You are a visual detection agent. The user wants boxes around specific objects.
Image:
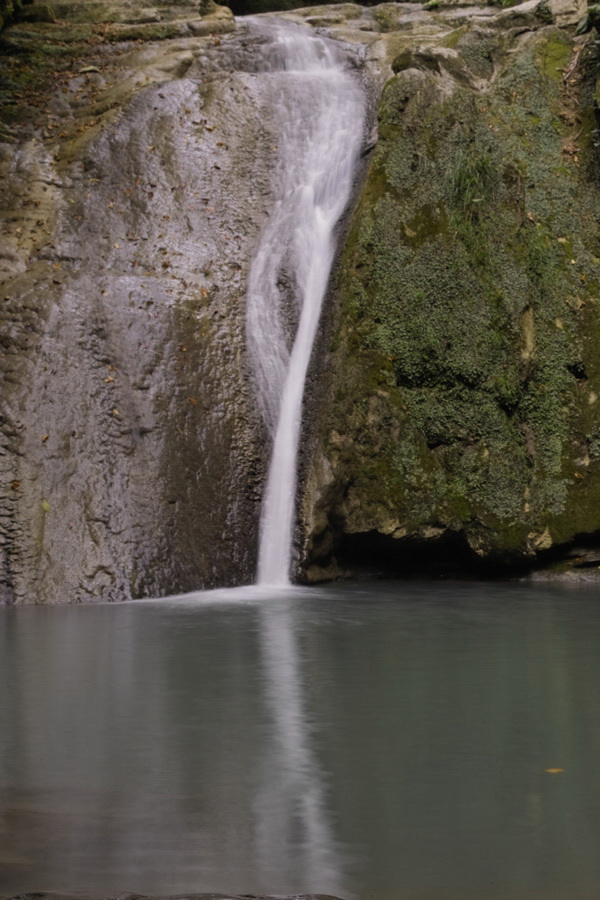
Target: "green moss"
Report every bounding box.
[52,2,115,24]
[321,29,600,560]
[450,151,499,221]
[371,5,398,32]
[538,32,572,81]
[103,21,183,41]
[441,27,467,50]
[6,21,97,41]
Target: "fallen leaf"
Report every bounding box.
[41,434,49,442]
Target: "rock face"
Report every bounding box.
[0,4,285,603]
[3,0,600,601]
[301,0,600,580]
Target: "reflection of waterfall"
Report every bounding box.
[245,19,365,586]
[255,600,345,896]
[0,597,345,896]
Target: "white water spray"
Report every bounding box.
[246,19,365,586]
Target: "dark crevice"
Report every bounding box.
[309,527,600,582]
[566,360,588,381]
[334,529,517,580]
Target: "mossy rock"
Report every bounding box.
[16,2,56,22]
[309,25,600,571]
[392,48,414,72]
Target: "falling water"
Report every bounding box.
[246,19,365,586]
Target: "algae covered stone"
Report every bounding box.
[304,18,600,576]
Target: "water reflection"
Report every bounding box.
[2,583,600,899]
[0,591,344,895]
[255,600,345,895]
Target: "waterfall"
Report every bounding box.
[245,19,365,587]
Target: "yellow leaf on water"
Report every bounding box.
[545,768,564,774]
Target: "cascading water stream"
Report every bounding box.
[245,19,365,587]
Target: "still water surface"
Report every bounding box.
[2,581,600,899]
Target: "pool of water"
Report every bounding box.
[2,581,600,899]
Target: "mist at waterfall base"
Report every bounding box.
[3,582,600,899]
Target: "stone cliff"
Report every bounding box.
[0,0,268,602]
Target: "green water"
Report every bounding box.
[1,581,600,898]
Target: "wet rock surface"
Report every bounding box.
[0,6,289,602]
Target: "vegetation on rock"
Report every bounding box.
[304,9,600,578]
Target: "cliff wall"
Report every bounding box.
[0,1,269,602]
